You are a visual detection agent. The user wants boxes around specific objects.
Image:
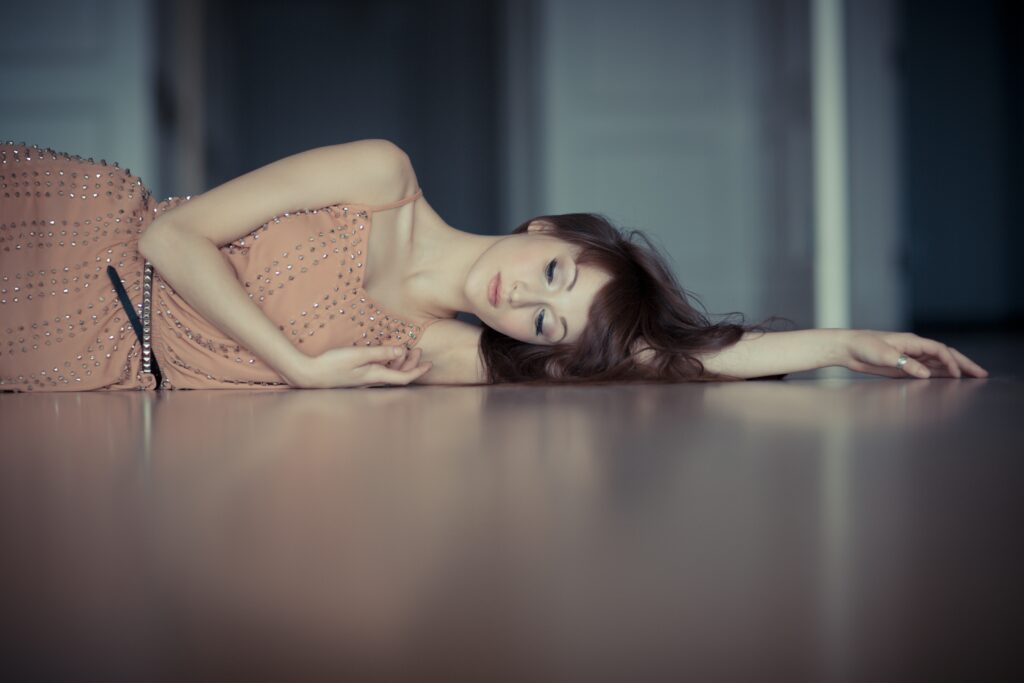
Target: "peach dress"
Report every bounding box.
[1,142,443,391]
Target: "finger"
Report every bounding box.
[398,347,422,372]
[385,350,413,370]
[364,362,431,387]
[847,358,917,379]
[905,336,957,377]
[382,348,418,371]
[919,356,952,375]
[361,362,433,386]
[948,347,990,377]
[891,349,931,378]
[925,338,961,377]
[359,345,408,365]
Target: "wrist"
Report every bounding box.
[279,348,313,387]
[829,328,855,369]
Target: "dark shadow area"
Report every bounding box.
[900,0,1023,335]
[183,0,502,236]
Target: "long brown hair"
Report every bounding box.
[477,213,795,385]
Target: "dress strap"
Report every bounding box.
[418,316,445,332]
[405,315,447,349]
[367,188,423,212]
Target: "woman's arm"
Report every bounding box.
[137,139,417,385]
[696,328,848,380]
[139,227,310,384]
[696,328,988,380]
[141,139,416,247]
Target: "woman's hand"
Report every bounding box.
[840,330,989,379]
[289,345,432,389]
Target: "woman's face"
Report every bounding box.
[466,221,613,345]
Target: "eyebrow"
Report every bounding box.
[557,260,579,342]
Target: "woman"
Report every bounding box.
[0,139,987,391]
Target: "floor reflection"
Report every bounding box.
[0,365,1018,681]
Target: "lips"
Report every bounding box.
[489,273,501,307]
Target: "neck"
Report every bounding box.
[407,217,501,320]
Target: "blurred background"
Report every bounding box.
[1,0,1020,348]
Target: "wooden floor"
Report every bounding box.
[1,333,1021,682]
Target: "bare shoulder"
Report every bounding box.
[413,318,487,385]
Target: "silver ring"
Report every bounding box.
[896,353,909,371]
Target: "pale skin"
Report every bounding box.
[138,139,989,388]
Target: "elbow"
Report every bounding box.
[137,221,176,263]
[371,138,409,163]
[368,139,414,183]
[137,232,157,262]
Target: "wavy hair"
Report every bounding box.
[477,213,795,385]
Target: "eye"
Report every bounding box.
[535,259,557,337]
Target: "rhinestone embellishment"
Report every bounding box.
[141,260,155,381]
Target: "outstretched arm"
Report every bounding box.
[696,328,847,380]
[695,328,989,380]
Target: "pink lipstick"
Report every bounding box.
[489,273,501,307]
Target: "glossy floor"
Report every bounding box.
[1,334,1021,682]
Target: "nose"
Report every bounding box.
[509,282,548,307]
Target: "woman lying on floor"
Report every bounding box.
[0,140,988,391]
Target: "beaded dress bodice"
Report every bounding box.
[149,191,440,390]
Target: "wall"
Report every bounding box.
[505,0,906,333]
[0,0,159,197]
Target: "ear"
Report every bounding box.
[629,338,657,366]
